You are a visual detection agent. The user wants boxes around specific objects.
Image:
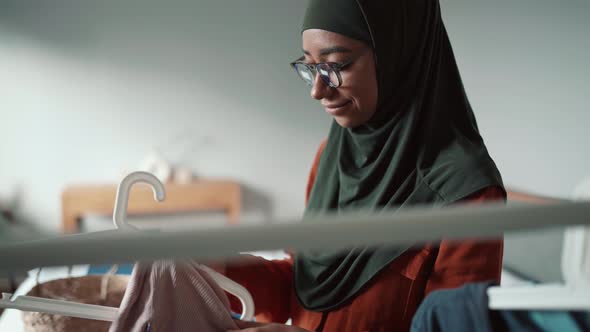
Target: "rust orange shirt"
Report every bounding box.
[225,141,504,332]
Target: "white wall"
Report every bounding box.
[442,0,590,282]
[0,0,588,279]
[0,0,329,233]
[443,0,590,197]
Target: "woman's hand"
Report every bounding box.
[228,320,312,332]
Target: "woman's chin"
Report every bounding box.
[334,116,359,129]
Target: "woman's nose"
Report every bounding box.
[310,73,330,100]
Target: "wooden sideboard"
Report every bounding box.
[61,180,241,234]
[506,189,567,204]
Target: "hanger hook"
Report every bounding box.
[113,171,166,230]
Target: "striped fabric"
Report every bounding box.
[109,260,238,332]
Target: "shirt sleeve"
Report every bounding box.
[224,254,293,323]
[424,186,506,296]
[222,140,328,324]
[305,139,328,203]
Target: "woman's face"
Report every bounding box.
[302,29,378,128]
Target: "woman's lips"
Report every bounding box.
[323,101,352,116]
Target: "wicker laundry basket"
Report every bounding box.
[22,273,129,332]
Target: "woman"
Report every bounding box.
[226,0,505,331]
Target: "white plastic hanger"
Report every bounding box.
[0,171,254,321]
[487,284,590,310]
[488,185,590,311]
[488,241,590,310]
[112,171,166,231]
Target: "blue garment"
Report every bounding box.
[88,264,134,275]
[500,311,590,332]
[411,282,590,332]
[410,282,497,332]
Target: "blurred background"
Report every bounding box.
[0,0,589,282]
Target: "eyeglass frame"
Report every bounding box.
[289,57,356,88]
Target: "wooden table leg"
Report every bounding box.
[62,213,80,234]
[228,207,240,225]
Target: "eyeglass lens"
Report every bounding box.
[294,63,340,87]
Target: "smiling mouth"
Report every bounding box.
[324,101,352,115]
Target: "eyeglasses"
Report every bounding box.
[290,58,355,88]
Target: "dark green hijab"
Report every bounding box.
[294,0,505,312]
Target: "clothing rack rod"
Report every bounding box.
[1,201,589,273]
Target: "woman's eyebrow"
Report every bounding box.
[302,46,354,57]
